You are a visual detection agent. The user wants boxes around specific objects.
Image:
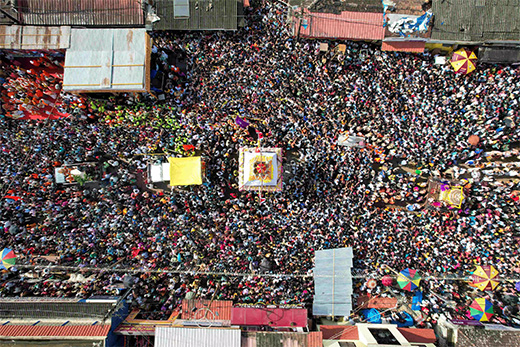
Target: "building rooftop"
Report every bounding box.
[320,325,359,340]
[16,0,144,27]
[0,324,111,339]
[181,299,233,322]
[398,327,437,344]
[153,0,238,30]
[242,331,323,347]
[63,28,151,93]
[457,327,520,347]
[309,0,383,14]
[390,0,428,16]
[0,298,117,320]
[431,0,520,42]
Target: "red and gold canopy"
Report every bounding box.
[451,49,477,74]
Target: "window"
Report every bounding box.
[367,328,401,345]
[173,0,190,18]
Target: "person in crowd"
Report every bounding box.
[0,0,519,326]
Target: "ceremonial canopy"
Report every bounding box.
[238,147,283,192]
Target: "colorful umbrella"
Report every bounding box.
[471,265,499,291]
[451,49,477,74]
[382,275,393,286]
[469,298,494,322]
[366,279,377,290]
[397,268,421,291]
[0,248,16,270]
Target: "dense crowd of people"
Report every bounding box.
[1,0,520,327]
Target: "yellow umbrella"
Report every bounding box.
[451,49,477,74]
[471,265,499,291]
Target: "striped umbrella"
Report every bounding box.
[451,49,477,74]
[471,265,499,291]
[397,268,421,291]
[470,298,494,322]
[0,248,16,270]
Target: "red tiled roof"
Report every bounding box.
[0,325,111,338]
[320,325,359,340]
[398,328,437,344]
[181,300,233,321]
[297,9,384,41]
[357,295,398,309]
[231,307,308,328]
[382,41,425,53]
[307,331,323,347]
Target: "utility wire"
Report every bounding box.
[15,264,520,282]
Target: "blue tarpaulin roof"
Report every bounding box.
[363,308,382,324]
[313,247,353,317]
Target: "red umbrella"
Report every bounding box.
[382,275,393,286]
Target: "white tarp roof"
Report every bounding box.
[313,247,353,317]
[155,327,241,347]
[63,28,148,92]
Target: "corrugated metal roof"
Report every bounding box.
[313,247,353,317]
[320,325,359,340]
[0,25,70,50]
[242,331,322,347]
[398,328,436,344]
[181,300,233,321]
[431,0,520,42]
[297,9,384,41]
[309,0,382,14]
[381,41,425,53]
[0,325,110,338]
[155,327,241,347]
[479,46,520,64]
[256,332,308,347]
[0,301,115,320]
[17,0,144,27]
[231,307,307,327]
[154,0,238,30]
[63,28,149,92]
[307,331,323,347]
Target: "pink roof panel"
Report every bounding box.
[298,9,385,41]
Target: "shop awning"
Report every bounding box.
[382,41,425,53]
